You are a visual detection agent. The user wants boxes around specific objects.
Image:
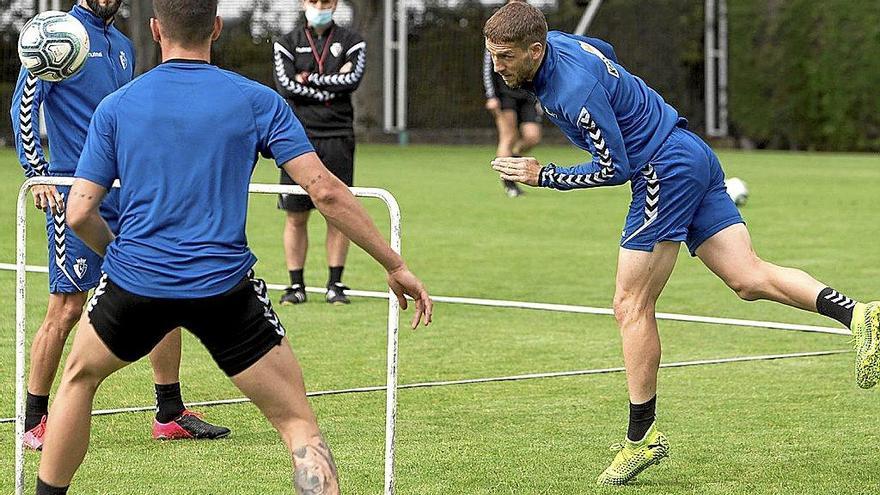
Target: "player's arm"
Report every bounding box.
[9,67,65,212]
[68,97,118,256]
[272,40,336,102]
[483,49,501,113]
[66,179,113,256]
[282,153,432,328]
[537,88,630,190]
[256,90,431,327]
[306,40,366,93]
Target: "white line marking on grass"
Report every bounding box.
[0,263,849,336]
[0,349,848,424]
[280,285,851,336]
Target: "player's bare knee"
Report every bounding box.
[44,298,84,336]
[520,131,540,149]
[726,274,766,301]
[725,260,770,301]
[286,213,309,229]
[60,355,104,390]
[613,293,654,326]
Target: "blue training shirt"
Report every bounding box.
[530,31,680,190]
[9,5,134,177]
[76,60,315,298]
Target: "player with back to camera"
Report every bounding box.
[9,0,228,452]
[33,1,431,493]
[272,0,367,306]
[483,0,543,198]
[484,2,880,486]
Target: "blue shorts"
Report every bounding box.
[620,126,744,256]
[46,185,120,294]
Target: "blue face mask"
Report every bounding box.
[305,6,334,28]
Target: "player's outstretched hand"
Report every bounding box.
[387,266,433,329]
[491,157,541,186]
[32,185,64,214]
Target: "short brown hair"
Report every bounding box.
[483,2,547,48]
[153,0,219,47]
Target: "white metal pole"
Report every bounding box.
[38,0,48,12]
[383,0,394,132]
[574,0,604,36]
[14,179,32,495]
[395,0,407,138]
[717,0,729,137]
[705,0,718,137]
[51,0,61,11]
[382,194,401,495]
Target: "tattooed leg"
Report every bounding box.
[229,340,337,492]
[292,436,340,495]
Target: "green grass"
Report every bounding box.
[0,144,878,494]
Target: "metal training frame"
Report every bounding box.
[13,177,403,495]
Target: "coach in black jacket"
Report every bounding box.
[272,0,366,306]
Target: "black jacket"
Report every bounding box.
[272,21,366,138]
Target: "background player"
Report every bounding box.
[485,2,879,486]
[272,0,367,305]
[34,1,431,493]
[482,0,542,198]
[9,0,227,451]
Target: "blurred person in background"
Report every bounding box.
[483,0,542,198]
[272,0,367,305]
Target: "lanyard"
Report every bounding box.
[304,26,335,75]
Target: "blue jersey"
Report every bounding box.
[9,5,134,178]
[531,31,680,190]
[76,61,315,298]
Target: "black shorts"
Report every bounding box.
[499,92,542,124]
[88,271,286,377]
[279,135,355,212]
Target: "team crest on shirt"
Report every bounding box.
[330,42,343,58]
[73,258,88,279]
[119,51,128,70]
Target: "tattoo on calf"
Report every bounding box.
[292,436,339,495]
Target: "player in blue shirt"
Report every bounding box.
[9,0,227,451]
[34,1,432,494]
[484,2,879,486]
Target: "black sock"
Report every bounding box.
[816,287,859,328]
[627,396,656,442]
[155,383,185,423]
[289,269,304,288]
[25,392,49,431]
[328,266,344,286]
[36,477,68,495]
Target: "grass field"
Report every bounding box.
[0,144,878,494]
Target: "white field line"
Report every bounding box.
[0,263,848,336]
[0,349,848,424]
[276,284,850,336]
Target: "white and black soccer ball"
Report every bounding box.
[725,177,749,207]
[17,11,90,82]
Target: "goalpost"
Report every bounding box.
[13,177,404,495]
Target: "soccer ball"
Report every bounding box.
[17,11,90,82]
[724,177,749,207]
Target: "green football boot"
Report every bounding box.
[851,301,880,389]
[596,423,669,486]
